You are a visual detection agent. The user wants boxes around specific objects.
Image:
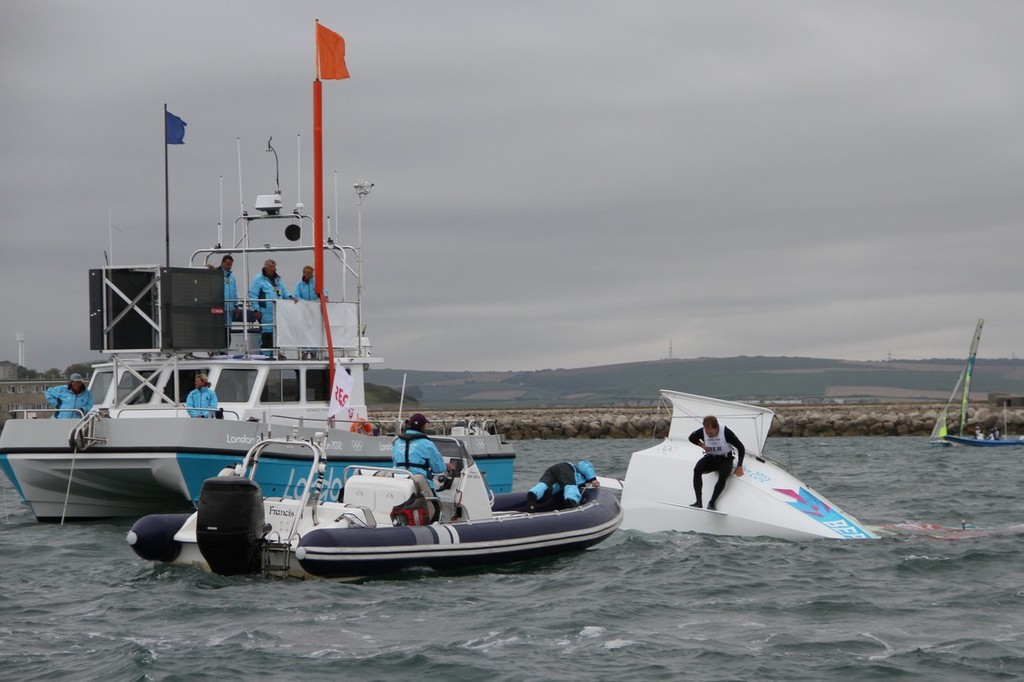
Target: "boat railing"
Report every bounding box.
[69,410,107,451]
[190,219,368,358]
[240,431,329,534]
[106,404,242,421]
[10,407,86,420]
[220,297,365,359]
[262,413,380,433]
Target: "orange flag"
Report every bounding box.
[316,22,350,80]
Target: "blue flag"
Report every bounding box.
[165,110,187,144]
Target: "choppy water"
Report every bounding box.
[2,437,1023,681]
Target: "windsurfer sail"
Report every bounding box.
[929,319,984,445]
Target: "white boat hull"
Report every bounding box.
[0,416,513,521]
[619,391,876,541]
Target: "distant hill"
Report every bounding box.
[365,356,1024,408]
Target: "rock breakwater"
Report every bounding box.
[370,403,1024,440]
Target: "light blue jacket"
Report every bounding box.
[391,431,447,491]
[222,267,238,308]
[185,386,218,418]
[294,277,327,301]
[528,460,597,506]
[221,267,238,323]
[44,384,94,419]
[248,271,293,331]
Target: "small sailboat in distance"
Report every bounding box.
[929,319,983,447]
[932,319,1024,447]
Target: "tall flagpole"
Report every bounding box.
[314,22,336,385]
[164,103,170,267]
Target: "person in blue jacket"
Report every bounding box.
[218,254,258,324]
[45,373,93,419]
[526,460,600,511]
[391,413,450,492]
[248,259,297,352]
[294,265,327,359]
[185,373,218,418]
[294,265,328,302]
[220,254,239,323]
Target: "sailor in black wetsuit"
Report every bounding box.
[689,415,745,511]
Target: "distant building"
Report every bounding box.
[989,392,1024,407]
[0,361,67,426]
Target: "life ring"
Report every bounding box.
[349,418,374,435]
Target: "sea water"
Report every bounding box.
[1,437,1022,681]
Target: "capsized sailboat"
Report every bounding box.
[931,319,1024,447]
[607,391,876,541]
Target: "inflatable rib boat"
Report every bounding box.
[127,433,621,579]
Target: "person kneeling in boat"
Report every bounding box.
[185,374,218,418]
[689,415,745,511]
[526,460,599,512]
[392,413,452,492]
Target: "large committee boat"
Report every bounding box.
[0,188,514,522]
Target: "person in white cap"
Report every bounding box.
[44,373,94,419]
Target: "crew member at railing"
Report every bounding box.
[219,254,260,327]
[45,373,93,419]
[249,258,298,354]
[185,373,219,418]
[294,264,328,302]
[294,265,327,359]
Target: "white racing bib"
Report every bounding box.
[704,428,732,457]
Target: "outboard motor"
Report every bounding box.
[196,476,266,575]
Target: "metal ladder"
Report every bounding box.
[261,539,294,576]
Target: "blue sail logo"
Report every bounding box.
[774,487,873,539]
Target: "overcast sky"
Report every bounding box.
[4,1,1024,373]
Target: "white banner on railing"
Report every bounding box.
[276,300,358,349]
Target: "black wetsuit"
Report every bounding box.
[689,426,745,509]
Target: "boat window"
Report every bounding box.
[261,368,300,403]
[162,369,210,403]
[217,368,259,402]
[305,368,330,401]
[117,371,156,404]
[90,371,113,405]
